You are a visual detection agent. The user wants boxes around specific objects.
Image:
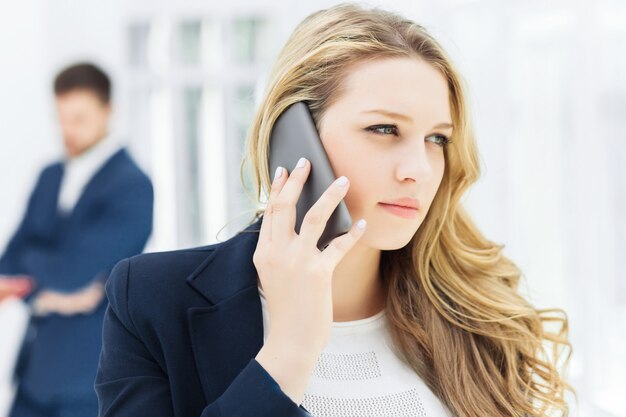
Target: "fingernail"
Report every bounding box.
[274,166,283,181]
[296,157,307,168]
[356,219,366,229]
[335,176,348,186]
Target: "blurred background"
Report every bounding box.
[0,0,624,416]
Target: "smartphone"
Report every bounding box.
[268,101,352,251]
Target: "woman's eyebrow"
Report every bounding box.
[361,109,453,130]
[361,109,411,121]
[433,122,454,130]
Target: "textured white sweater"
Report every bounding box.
[258,286,454,417]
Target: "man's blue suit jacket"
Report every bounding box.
[96,215,313,416]
[0,148,153,403]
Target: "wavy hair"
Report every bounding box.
[238,3,575,416]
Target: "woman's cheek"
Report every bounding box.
[343,181,368,217]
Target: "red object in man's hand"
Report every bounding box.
[0,275,35,301]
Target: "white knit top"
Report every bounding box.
[258,285,454,417]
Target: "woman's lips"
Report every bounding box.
[378,202,418,219]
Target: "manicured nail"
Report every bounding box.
[356,219,367,229]
[296,157,307,168]
[335,176,348,186]
[274,166,283,181]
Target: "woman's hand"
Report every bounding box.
[253,156,366,390]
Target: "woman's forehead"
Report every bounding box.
[331,57,452,126]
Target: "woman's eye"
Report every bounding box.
[365,125,451,148]
[428,134,451,148]
[365,124,399,136]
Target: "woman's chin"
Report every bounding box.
[360,225,418,251]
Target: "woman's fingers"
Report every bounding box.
[298,175,350,249]
[271,157,310,244]
[263,156,363,256]
[320,218,367,266]
[258,165,287,245]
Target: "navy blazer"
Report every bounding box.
[96,215,312,416]
[0,148,153,403]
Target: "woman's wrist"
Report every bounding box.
[255,337,320,405]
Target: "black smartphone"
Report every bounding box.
[268,101,352,251]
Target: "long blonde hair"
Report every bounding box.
[239,3,574,416]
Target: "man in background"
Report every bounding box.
[0,62,154,417]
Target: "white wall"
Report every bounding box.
[0,3,49,416]
[0,0,55,249]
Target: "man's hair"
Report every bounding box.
[53,62,111,104]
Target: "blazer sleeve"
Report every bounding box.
[0,166,48,275]
[95,258,312,417]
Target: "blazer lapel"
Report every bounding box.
[186,217,265,403]
[71,148,124,216]
[43,164,65,236]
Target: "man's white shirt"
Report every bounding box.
[57,134,121,214]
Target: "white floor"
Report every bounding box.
[0,299,29,417]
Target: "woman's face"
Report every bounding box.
[318,56,452,250]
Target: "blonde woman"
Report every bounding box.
[95,3,574,416]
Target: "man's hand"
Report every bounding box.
[32,281,105,317]
[0,275,34,302]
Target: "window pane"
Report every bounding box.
[232,17,267,65]
[234,84,255,148]
[128,22,151,68]
[234,84,257,214]
[183,87,203,244]
[178,20,202,66]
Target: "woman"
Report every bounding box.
[95,3,574,416]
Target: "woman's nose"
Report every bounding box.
[395,139,436,182]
